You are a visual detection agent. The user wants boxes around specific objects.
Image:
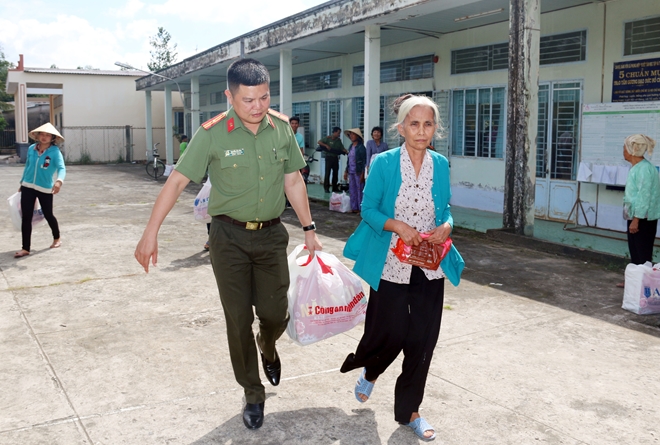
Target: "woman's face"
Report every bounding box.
[372,129,382,140]
[623,145,632,163]
[397,105,436,152]
[348,132,358,142]
[37,132,53,145]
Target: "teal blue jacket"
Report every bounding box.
[20,144,66,193]
[343,147,464,290]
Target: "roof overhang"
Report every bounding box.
[135,0,606,92]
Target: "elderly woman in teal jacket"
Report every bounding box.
[340,94,464,442]
[14,123,66,258]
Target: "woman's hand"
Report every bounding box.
[343,171,348,181]
[52,182,62,194]
[394,220,423,246]
[425,222,452,244]
[359,172,365,184]
[629,217,640,234]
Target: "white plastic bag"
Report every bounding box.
[163,164,174,177]
[7,192,45,231]
[286,244,367,346]
[329,191,351,213]
[193,179,212,223]
[622,261,660,315]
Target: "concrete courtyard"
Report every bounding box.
[1,163,659,444]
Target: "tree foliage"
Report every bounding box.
[0,46,15,112]
[148,27,178,72]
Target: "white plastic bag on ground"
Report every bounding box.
[164,164,174,176]
[622,262,660,315]
[286,244,367,346]
[7,192,45,231]
[193,179,212,223]
[329,191,351,213]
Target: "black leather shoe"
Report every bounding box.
[242,402,264,429]
[259,347,281,386]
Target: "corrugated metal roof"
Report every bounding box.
[23,68,144,77]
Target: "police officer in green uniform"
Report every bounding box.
[135,58,322,430]
[318,127,347,193]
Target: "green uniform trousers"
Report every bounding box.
[209,217,290,404]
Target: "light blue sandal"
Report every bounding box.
[405,417,436,442]
[354,368,374,403]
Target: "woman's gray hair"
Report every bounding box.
[388,94,444,140]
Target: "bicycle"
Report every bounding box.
[146,143,166,179]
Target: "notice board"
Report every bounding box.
[581,101,660,166]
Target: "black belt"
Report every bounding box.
[214,215,281,230]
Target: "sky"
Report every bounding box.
[0,0,330,71]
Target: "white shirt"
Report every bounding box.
[381,144,445,284]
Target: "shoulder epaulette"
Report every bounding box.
[268,108,290,123]
[202,111,228,130]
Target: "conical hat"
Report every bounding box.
[344,128,364,140]
[28,123,64,146]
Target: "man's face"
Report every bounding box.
[332,129,341,139]
[225,83,270,127]
[290,120,300,133]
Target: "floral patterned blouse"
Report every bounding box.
[381,144,445,284]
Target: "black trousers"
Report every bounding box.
[324,156,340,192]
[341,267,445,423]
[627,218,658,264]
[208,218,290,404]
[20,186,60,252]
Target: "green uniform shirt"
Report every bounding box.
[175,108,306,222]
[321,136,345,158]
[179,141,188,156]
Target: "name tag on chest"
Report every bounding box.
[225,149,245,157]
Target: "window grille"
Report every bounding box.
[352,97,365,131]
[536,82,581,180]
[432,90,451,158]
[292,102,311,149]
[451,43,508,75]
[353,55,434,86]
[270,80,280,97]
[540,31,587,65]
[293,70,341,93]
[452,31,586,74]
[625,16,660,56]
[451,87,505,158]
[210,92,226,105]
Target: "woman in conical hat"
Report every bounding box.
[14,123,67,258]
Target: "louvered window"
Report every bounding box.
[625,16,660,56]
[293,70,341,93]
[451,43,508,75]
[540,31,587,65]
[451,87,505,158]
[210,92,226,105]
[353,55,434,86]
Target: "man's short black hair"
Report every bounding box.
[371,126,383,136]
[181,135,188,140]
[289,116,300,124]
[227,58,270,94]
[332,127,341,133]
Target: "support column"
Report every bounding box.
[364,25,381,162]
[191,76,200,134]
[279,49,293,117]
[145,91,153,161]
[14,81,29,162]
[503,0,540,236]
[164,85,174,164]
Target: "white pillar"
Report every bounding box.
[364,25,381,149]
[145,91,153,161]
[164,85,174,165]
[15,81,28,144]
[279,49,293,117]
[191,75,200,133]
